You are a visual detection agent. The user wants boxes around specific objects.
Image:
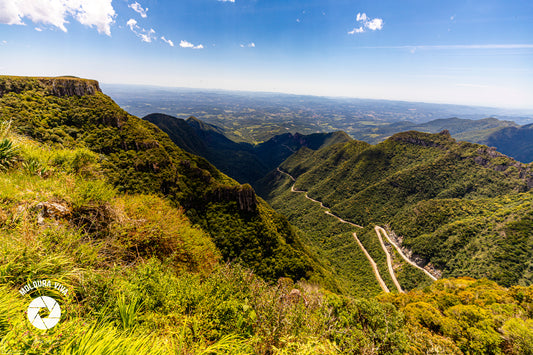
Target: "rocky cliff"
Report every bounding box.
[0,76,101,97]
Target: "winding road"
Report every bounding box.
[375,226,403,293]
[277,168,390,293]
[277,167,439,293]
[375,226,438,281]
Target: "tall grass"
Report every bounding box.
[117,294,142,330]
[61,324,169,355]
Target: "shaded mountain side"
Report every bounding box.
[144,112,351,185]
[144,113,267,184]
[484,123,533,163]
[254,131,352,171]
[0,75,319,282]
[262,130,533,286]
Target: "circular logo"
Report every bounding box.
[27,296,61,330]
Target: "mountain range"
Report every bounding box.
[146,109,533,291]
[1,76,533,354]
[144,112,351,185]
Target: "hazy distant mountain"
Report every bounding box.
[103,84,533,144]
[351,116,520,144]
[145,113,351,185]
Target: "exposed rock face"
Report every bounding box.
[210,184,258,212]
[0,76,101,98]
[389,130,452,148]
[40,77,101,97]
[387,228,443,279]
[473,146,533,191]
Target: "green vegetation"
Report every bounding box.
[484,123,533,163]
[1,76,532,353]
[263,130,533,288]
[0,75,314,283]
[145,113,351,185]
[261,167,433,298]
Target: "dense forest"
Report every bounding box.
[0,76,532,354]
[261,130,533,288]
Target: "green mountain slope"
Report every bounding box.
[484,123,533,163]
[145,112,351,185]
[0,75,315,282]
[262,130,533,287]
[144,113,267,184]
[1,76,533,354]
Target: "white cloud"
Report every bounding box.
[127,18,137,30]
[348,27,364,35]
[450,15,455,21]
[217,0,235,2]
[180,40,203,49]
[366,18,383,31]
[0,0,116,36]
[161,36,174,47]
[129,2,148,18]
[1,40,6,45]
[127,18,156,43]
[35,27,42,32]
[240,42,255,48]
[349,12,383,34]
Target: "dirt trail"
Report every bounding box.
[277,168,390,293]
[375,226,404,293]
[376,226,438,281]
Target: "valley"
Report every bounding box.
[2,0,532,352]
[0,76,532,354]
[278,166,412,294]
[106,84,533,163]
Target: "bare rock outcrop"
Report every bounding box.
[0,76,101,98]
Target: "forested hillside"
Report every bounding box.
[485,123,533,163]
[145,112,351,185]
[261,130,533,288]
[0,76,315,282]
[1,76,533,353]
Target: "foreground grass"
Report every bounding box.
[0,129,532,354]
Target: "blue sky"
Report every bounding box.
[1,0,532,109]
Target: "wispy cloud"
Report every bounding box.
[349,12,383,34]
[161,36,174,47]
[0,0,115,36]
[240,42,255,48]
[217,0,235,2]
[180,40,204,49]
[129,2,148,18]
[127,18,156,43]
[34,27,42,32]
